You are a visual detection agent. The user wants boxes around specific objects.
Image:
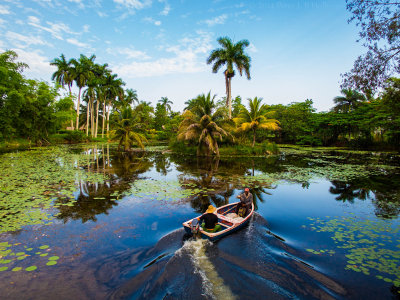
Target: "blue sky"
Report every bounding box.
[0,0,364,111]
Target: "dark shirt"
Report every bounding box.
[199,213,218,229]
[239,192,253,207]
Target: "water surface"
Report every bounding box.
[0,144,399,299]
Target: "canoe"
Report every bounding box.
[182,201,254,242]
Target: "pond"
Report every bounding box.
[0,144,399,299]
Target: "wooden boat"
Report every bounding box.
[182,201,254,241]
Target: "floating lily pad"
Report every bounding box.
[46,261,57,266]
[48,256,59,261]
[25,266,37,271]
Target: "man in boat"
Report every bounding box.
[199,205,221,233]
[236,188,253,217]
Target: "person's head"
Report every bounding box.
[245,187,250,194]
[205,205,216,214]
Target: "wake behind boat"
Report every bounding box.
[183,201,254,241]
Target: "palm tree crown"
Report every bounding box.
[333,89,366,113]
[158,97,173,113]
[178,92,231,156]
[234,97,280,147]
[207,37,251,119]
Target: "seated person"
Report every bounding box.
[236,188,253,217]
[199,205,221,233]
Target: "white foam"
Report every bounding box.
[178,239,237,300]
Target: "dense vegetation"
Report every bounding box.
[1,47,400,154]
[1,1,400,154]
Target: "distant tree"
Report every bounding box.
[112,107,147,151]
[178,92,231,156]
[70,54,96,130]
[234,97,280,147]
[154,103,168,130]
[158,96,173,113]
[207,37,251,119]
[342,0,400,95]
[332,89,366,113]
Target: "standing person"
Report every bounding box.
[199,205,221,233]
[236,188,253,217]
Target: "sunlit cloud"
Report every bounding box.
[5,31,51,49]
[28,16,79,40]
[66,38,91,48]
[202,14,227,26]
[159,0,170,16]
[0,5,11,14]
[114,31,213,78]
[144,17,161,26]
[114,0,152,10]
[13,48,56,78]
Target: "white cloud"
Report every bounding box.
[203,14,227,26]
[68,0,84,9]
[5,31,51,49]
[28,16,78,40]
[14,48,56,78]
[0,5,11,14]
[0,18,6,27]
[144,17,161,26]
[114,31,213,78]
[83,24,90,33]
[107,47,150,60]
[159,1,170,16]
[248,43,257,53]
[97,11,108,17]
[114,0,152,10]
[15,19,24,25]
[66,38,90,48]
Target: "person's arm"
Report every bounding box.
[199,215,205,222]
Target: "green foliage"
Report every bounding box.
[64,130,87,143]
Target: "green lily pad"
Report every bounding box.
[25,266,37,272]
[48,256,59,261]
[46,261,57,266]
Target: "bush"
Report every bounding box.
[64,130,87,143]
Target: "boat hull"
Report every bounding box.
[183,202,254,241]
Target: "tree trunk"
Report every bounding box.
[86,100,90,136]
[252,129,256,147]
[95,100,99,138]
[227,76,232,119]
[91,98,95,138]
[68,85,74,130]
[124,133,129,151]
[106,102,110,138]
[102,101,106,138]
[76,87,81,131]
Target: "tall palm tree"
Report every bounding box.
[112,107,147,151]
[234,97,280,147]
[70,54,96,130]
[123,88,139,108]
[51,54,75,128]
[333,89,366,113]
[103,73,125,137]
[178,92,231,156]
[158,96,173,113]
[207,37,251,119]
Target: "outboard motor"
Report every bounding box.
[190,219,200,235]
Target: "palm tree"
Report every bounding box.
[207,37,251,119]
[178,92,231,156]
[70,54,96,130]
[103,73,125,137]
[158,97,173,113]
[51,54,75,128]
[333,89,366,113]
[112,107,147,151]
[123,88,139,108]
[234,97,280,147]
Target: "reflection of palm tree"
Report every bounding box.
[250,186,272,210]
[329,180,371,202]
[154,153,171,176]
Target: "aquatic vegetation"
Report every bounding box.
[0,146,106,233]
[0,242,59,272]
[119,179,211,201]
[306,216,400,287]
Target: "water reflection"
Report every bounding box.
[60,145,400,224]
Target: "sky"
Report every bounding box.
[0,0,365,112]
